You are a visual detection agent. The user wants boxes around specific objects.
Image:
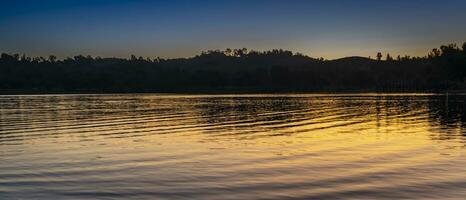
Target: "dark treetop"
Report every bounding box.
[1,43,465,94]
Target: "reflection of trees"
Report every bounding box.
[3,95,463,144]
[191,95,465,143]
[427,95,465,141]
[193,97,310,127]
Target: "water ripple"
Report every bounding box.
[0,94,465,199]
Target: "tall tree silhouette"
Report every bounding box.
[386,53,393,61]
[376,52,383,61]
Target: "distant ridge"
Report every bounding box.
[331,56,373,62]
[0,43,465,94]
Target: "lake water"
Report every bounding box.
[1,94,465,199]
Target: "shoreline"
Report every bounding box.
[1,90,464,96]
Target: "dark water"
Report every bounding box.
[1,94,465,199]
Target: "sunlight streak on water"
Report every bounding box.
[0,94,465,199]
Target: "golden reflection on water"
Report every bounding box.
[0,94,465,199]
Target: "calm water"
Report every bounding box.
[1,94,465,199]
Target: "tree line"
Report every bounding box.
[0,42,465,94]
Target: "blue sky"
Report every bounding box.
[1,0,465,59]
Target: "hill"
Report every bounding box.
[0,43,465,94]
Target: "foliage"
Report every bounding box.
[1,43,465,93]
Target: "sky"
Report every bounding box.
[1,0,465,59]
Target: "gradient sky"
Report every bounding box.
[1,0,465,59]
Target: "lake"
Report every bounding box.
[1,94,465,199]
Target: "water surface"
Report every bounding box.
[1,94,465,199]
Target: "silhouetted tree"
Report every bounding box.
[376,52,383,61]
[429,48,441,58]
[233,48,248,57]
[386,53,393,61]
[0,42,465,94]
[225,48,232,56]
[48,55,57,63]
